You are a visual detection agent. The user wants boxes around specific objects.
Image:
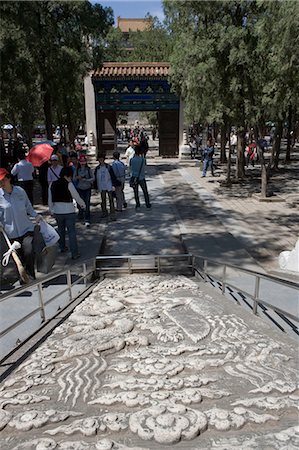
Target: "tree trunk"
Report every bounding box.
[273,119,283,169]
[220,122,227,163]
[43,90,53,140]
[226,126,232,183]
[285,105,292,163]
[236,129,245,179]
[253,124,270,198]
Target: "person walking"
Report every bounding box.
[94,154,116,219]
[75,154,94,227]
[11,151,34,204]
[111,151,127,212]
[130,147,151,209]
[201,138,215,177]
[47,154,62,186]
[48,166,85,260]
[0,168,42,281]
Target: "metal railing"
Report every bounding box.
[95,253,193,275]
[0,260,95,359]
[192,254,299,324]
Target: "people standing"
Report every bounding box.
[189,136,198,159]
[68,151,79,188]
[246,141,257,167]
[48,166,85,260]
[0,168,42,281]
[47,154,62,186]
[125,140,135,175]
[75,154,94,227]
[130,147,151,209]
[201,138,215,177]
[94,154,116,219]
[11,151,34,204]
[112,151,127,212]
[230,132,237,154]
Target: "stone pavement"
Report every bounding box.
[1,140,298,290]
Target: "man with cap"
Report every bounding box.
[47,154,62,186]
[0,168,42,281]
[75,154,94,226]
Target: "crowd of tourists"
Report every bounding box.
[0,138,151,284]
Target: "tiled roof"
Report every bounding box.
[93,62,170,78]
[117,18,151,32]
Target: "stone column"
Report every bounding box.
[84,73,97,156]
[179,98,190,159]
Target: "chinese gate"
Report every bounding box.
[92,62,180,157]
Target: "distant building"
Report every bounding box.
[117,17,152,51]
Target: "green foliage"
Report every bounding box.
[0,0,113,139]
[103,15,172,63]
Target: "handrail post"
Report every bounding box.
[37,283,46,322]
[203,259,208,282]
[67,270,73,302]
[191,255,195,275]
[83,263,87,287]
[222,265,227,294]
[253,276,260,315]
[157,256,161,274]
[128,258,132,274]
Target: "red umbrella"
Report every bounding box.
[26,143,53,167]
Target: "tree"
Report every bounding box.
[0,1,113,141]
[163,0,299,195]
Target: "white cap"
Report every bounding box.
[50,154,58,161]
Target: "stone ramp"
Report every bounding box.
[0,274,297,449]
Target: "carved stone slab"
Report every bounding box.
[0,274,297,449]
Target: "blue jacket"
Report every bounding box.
[203,146,214,161]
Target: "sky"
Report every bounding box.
[97,1,165,23]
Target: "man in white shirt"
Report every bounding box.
[124,140,135,175]
[11,152,34,204]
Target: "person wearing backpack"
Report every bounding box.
[75,154,94,227]
[112,151,127,212]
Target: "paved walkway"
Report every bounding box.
[1,142,298,288]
